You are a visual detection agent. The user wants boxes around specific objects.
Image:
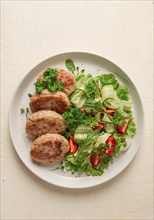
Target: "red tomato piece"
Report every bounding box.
[69,135,78,153]
[90,155,100,168]
[104,109,115,116]
[105,136,116,156]
[80,108,86,113]
[93,122,104,131]
[116,117,130,135]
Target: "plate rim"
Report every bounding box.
[9,51,145,189]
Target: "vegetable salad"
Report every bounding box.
[62,59,136,176]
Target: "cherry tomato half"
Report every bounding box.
[116,117,130,135]
[69,135,78,153]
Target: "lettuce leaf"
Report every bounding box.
[64,161,103,176]
[116,84,129,101]
[100,73,118,89]
[126,118,136,136]
[113,133,127,154]
[85,79,99,99]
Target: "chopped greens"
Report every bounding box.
[20,107,30,118]
[62,59,137,176]
[116,84,129,101]
[20,108,25,114]
[28,93,32,98]
[62,107,98,129]
[33,68,64,94]
[25,58,137,177]
[85,80,99,98]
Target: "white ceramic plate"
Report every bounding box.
[9,52,144,189]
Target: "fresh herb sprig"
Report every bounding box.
[65,59,75,74]
[65,59,85,77]
[112,109,126,126]
[85,81,100,99]
[34,68,64,94]
[62,107,98,130]
[83,98,103,113]
[20,107,30,118]
[116,84,129,101]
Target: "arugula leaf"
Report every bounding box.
[65,59,75,74]
[116,84,129,101]
[74,130,99,165]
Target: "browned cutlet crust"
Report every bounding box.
[55,68,76,96]
[29,90,70,114]
[25,110,66,140]
[30,133,70,164]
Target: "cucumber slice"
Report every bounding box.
[101,85,115,102]
[76,75,86,90]
[102,112,112,123]
[76,74,85,81]
[70,90,87,108]
[95,112,102,122]
[104,123,115,133]
[74,124,92,144]
[95,133,111,148]
[103,98,122,110]
[121,100,132,110]
[85,73,93,80]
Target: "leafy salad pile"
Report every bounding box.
[60,59,136,176]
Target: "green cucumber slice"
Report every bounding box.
[70,89,87,108]
[95,112,102,122]
[101,85,115,102]
[95,133,111,148]
[103,98,122,109]
[102,112,112,123]
[74,124,92,144]
[76,74,86,90]
[104,123,115,133]
[121,100,132,110]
